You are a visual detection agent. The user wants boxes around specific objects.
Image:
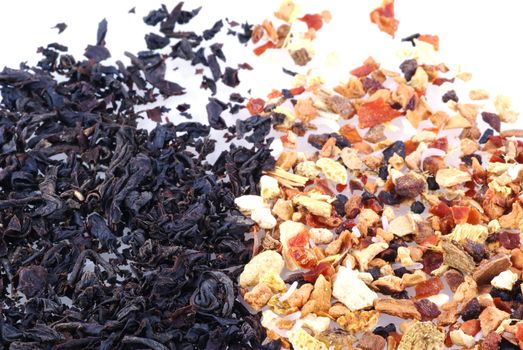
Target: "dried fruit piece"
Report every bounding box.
[435,168,471,187]
[369,0,399,37]
[478,306,509,335]
[336,310,380,333]
[394,173,426,198]
[415,277,444,299]
[357,98,402,129]
[244,283,273,310]
[357,332,387,350]
[288,328,328,350]
[333,266,378,311]
[414,299,441,321]
[239,250,284,287]
[374,298,421,320]
[316,158,348,184]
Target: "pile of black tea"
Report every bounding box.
[0,3,280,349]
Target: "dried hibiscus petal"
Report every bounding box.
[370,0,399,37]
[357,97,402,129]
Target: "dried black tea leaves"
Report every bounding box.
[0,2,281,349]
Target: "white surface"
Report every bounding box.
[0,0,521,131]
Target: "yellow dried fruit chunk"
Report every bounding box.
[292,195,332,218]
[288,328,328,350]
[239,250,284,287]
[315,157,347,184]
[296,160,321,179]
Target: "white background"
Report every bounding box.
[0,0,521,131]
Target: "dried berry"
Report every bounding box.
[463,239,488,263]
[383,140,406,162]
[481,111,501,132]
[399,59,418,81]
[427,176,440,190]
[373,323,396,339]
[461,298,482,321]
[479,128,495,144]
[442,89,459,103]
[410,201,425,213]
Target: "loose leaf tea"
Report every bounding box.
[0,2,280,349]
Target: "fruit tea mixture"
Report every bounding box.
[236,1,523,350]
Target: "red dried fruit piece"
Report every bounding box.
[429,137,448,152]
[357,98,402,129]
[303,261,335,282]
[432,77,455,86]
[430,202,452,218]
[422,251,443,274]
[350,58,380,78]
[499,231,521,249]
[246,98,265,115]
[336,184,347,192]
[415,277,444,299]
[517,323,523,341]
[444,323,459,347]
[404,140,419,156]
[288,230,309,248]
[267,89,282,99]
[253,41,276,56]
[369,0,399,37]
[288,246,317,269]
[467,207,482,225]
[289,86,305,96]
[460,319,481,336]
[417,34,439,50]
[414,299,441,320]
[339,124,363,143]
[451,206,470,224]
[298,14,323,31]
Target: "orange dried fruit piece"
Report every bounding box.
[339,124,362,143]
[370,0,399,37]
[415,276,444,299]
[350,57,380,78]
[418,34,440,50]
[357,97,402,128]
